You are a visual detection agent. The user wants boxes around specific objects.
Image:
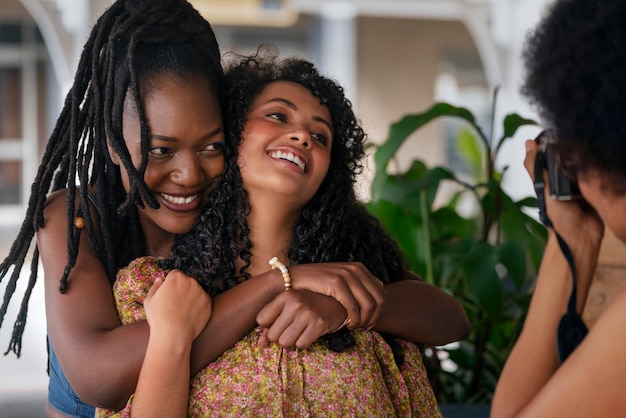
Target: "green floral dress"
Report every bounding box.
[96,256,442,418]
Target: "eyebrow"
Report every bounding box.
[150,126,224,143]
[266,97,333,132]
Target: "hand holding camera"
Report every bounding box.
[525,131,602,250]
[534,129,581,201]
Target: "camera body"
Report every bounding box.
[535,130,581,200]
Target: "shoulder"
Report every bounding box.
[43,188,69,217]
[38,189,79,243]
[38,189,71,245]
[42,188,97,221]
[40,187,102,237]
[37,187,105,282]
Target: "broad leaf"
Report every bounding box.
[494,113,537,155]
[495,241,527,292]
[462,242,503,318]
[455,127,484,182]
[372,102,478,196]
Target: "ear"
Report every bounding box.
[106,140,121,166]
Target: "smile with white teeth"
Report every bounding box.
[270,150,306,171]
[160,193,198,205]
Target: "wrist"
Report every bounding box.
[269,257,292,290]
[255,268,286,297]
[329,314,352,333]
[148,331,193,357]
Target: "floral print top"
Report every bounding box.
[96,256,442,418]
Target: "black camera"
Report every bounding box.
[534,130,581,200]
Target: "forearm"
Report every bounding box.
[50,319,151,410]
[373,276,470,345]
[129,270,210,417]
[190,270,283,373]
[131,336,191,418]
[492,233,600,417]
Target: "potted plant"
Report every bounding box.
[366,92,546,404]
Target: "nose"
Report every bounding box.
[289,129,310,148]
[171,152,205,187]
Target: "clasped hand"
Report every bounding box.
[256,261,386,349]
[144,261,386,350]
[144,270,213,344]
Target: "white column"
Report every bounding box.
[19,0,73,91]
[21,26,38,203]
[318,1,358,102]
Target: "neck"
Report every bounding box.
[244,192,302,276]
[141,223,175,259]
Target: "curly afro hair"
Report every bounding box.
[166,47,409,361]
[223,45,406,288]
[522,0,626,194]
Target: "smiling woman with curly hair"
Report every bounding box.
[100,48,468,417]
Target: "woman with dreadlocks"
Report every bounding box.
[0,1,398,417]
[0,2,467,417]
[98,49,455,417]
[3,1,229,415]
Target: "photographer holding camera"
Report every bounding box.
[491,0,626,416]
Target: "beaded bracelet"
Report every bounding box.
[269,257,292,290]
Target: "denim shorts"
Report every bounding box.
[48,340,96,418]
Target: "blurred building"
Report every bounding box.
[0,0,551,225]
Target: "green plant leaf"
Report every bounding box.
[495,241,527,292]
[372,102,477,198]
[500,198,548,269]
[432,240,472,288]
[494,113,538,155]
[462,242,503,318]
[446,345,475,370]
[366,199,427,276]
[516,196,538,208]
[377,165,457,211]
[431,207,476,241]
[455,127,484,182]
[375,102,477,171]
[365,91,547,403]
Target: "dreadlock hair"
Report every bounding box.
[165,46,409,364]
[0,0,224,357]
[522,0,626,195]
[160,144,248,296]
